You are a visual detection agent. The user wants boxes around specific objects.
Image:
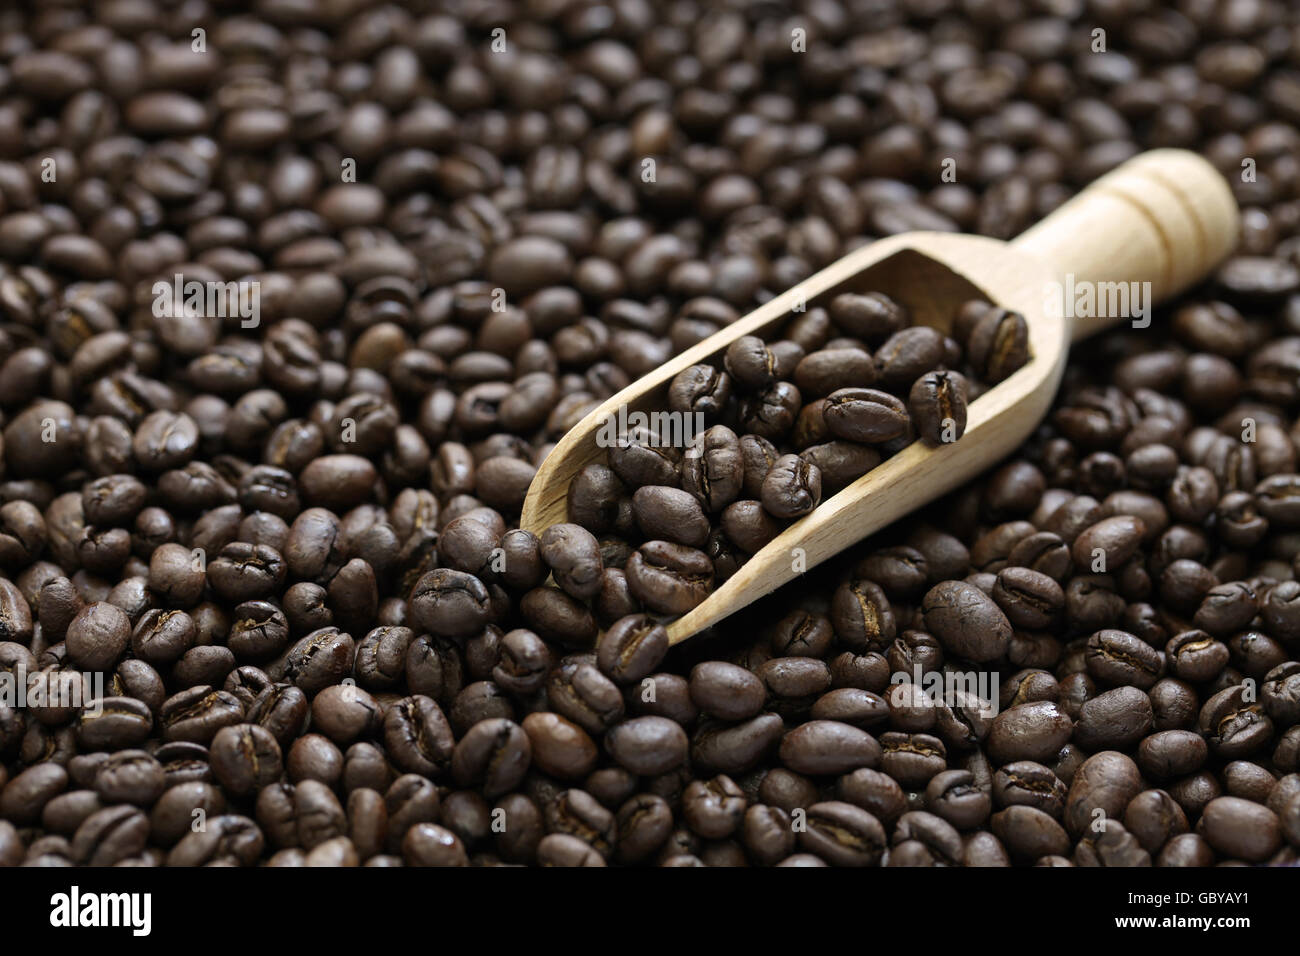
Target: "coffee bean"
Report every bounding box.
[799,801,886,866]
[987,702,1075,764]
[910,371,969,444]
[922,581,1012,662]
[1197,796,1281,862]
[625,540,714,615]
[522,712,597,780]
[631,487,711,546]
[606,717,688,776]
[1085,629,1163,688]
[450,718,530,798]
[761,454,822,518]
[403,822,469,867]
[65,601,130,671]
[780,720,881,775]
[596,614,668,685]
[538,523,605,600]
[823,388,911,444]
[409,569,490,638]
[210,724,283,796]
[873,327,946,392]
[691,715,784,776]
[1065,752,1143,839]
[968,308,1029,383]
[383,695,454,777]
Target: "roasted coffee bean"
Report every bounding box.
[740,804,794,864]
[65,601,130,671]
[968,308,1029,383]
[925,770,991,829]
[669,365,732,423]
[1199,685,1273,759]
[383,695,454,777]
[725,337,778,391]
[270,628,356,696]
[910,371,969,444]
[874,327,946,392]
[771,610,836,658]
[538,524,605,600]
[680,425,744,513]
[71,805,150,866]
[632,487,711,547]
[1085,629,1163,688]
[492,628,551,696]
[409,570,490,639]
[523,712,598,781]
[879,732,947,789]
[993,568,1064,629]
[1166,630,1230,683]
[520,587,598,647]
[0,763,68,825]
[209,724,283,796]
[987,703,1075,765]
[227,602,291,663]
[247,683,310,749]
[760,454,822,519]
[78,697,154,751]
[608,427,682,488]
[547,658,625,735]
[739,381,803,440]
[830,293,908,343]
[689,662,766,721]
[1197,796,1281,862]
[823,388,911,444]
[536,832,604,867]
[94,751,164,806]
[720,500,783,553]
[691,715,784,776]
[1075,687,1154,751]
[992,805,1070,861]
[311,684,383,745]
[992,762,1067,817]
[131,608,196,665]
[831,578,897,651]
[799,801,886,866]
[922,581,1012,662]
[780,720,881,776]
[606,717,689,776]
[682,775,747,839]
[1065,752,1143,839]
[596,615,668,685]
[450,718,531,798]
[625,541,714,615]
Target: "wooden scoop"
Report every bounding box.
[520,148,1239,645]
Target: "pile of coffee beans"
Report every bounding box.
[563,293,1027,615]
[2,0,1300,867]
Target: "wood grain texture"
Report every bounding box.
[1012,148,1240,342]
[519,149,1240,645]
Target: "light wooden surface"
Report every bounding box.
[519,149,1240,645]
[1012,149,1240,341]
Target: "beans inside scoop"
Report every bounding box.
[567,293,1030,621]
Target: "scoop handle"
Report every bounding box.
[1010,148,1240,342]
